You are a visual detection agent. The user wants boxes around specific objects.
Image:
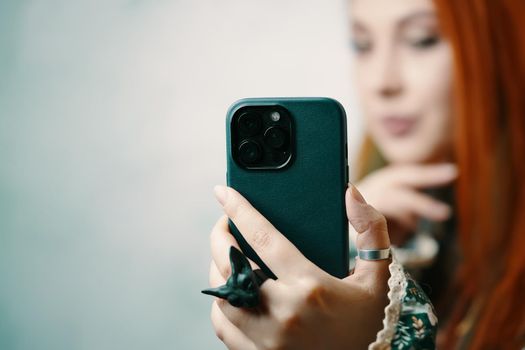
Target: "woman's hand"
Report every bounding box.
[356,163,457,245]
[208,185,391,350]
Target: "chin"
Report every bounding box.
[378,142,438,165]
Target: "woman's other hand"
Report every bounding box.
[208,185,390,350]
[356,163,457,245]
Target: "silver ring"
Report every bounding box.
[358,248,391,261]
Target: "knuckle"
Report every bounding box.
[251,227,273,250]
[369,212,388,232]
[301,278,326,307]
[363,203,378,215]
[226,199,247,220]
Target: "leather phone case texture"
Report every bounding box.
[226,97,349,279]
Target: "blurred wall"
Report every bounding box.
[0,0,363,349]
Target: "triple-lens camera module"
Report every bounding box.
[231,106,293,169]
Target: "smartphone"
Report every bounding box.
[226,97,349,279]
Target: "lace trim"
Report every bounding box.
[368,254,407,350]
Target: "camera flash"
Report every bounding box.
[270,111,281,122]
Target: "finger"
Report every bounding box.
[209,260,226,288]
[216,298,260,340]
[213,185,315,278]
[346,185,390,286]
[211,301,257,350]
[390,163,458,188]
[396,189,451,222]
[210,215,258,280]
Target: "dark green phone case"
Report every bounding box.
[226,97,349,279]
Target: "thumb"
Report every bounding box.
[346,184,391,285]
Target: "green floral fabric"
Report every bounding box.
[392,273,437,349]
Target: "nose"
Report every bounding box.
[370,45,403,98]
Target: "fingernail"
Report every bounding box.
[442,163,458,177]
[214,185,228,206]
[435,204,452,220]
[350,184,366,204]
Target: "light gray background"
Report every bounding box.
[0,0,363,349]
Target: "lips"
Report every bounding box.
[381,116,417,136]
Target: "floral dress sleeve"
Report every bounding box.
[368,254,438,350]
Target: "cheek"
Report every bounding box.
[399,45,454,161]
[354,62,378,129]
[404,44,453,134]
[354,63,370,103]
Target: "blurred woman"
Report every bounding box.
[350,0,459,325]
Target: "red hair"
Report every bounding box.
[433,0,525,348]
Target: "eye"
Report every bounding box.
[408,34,440,49]
[350,38,372,54]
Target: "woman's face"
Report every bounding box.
[351,0,453,164]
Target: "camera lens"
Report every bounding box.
[238,112,262,136]
[264,127,287,149]
[238,140,262,164]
